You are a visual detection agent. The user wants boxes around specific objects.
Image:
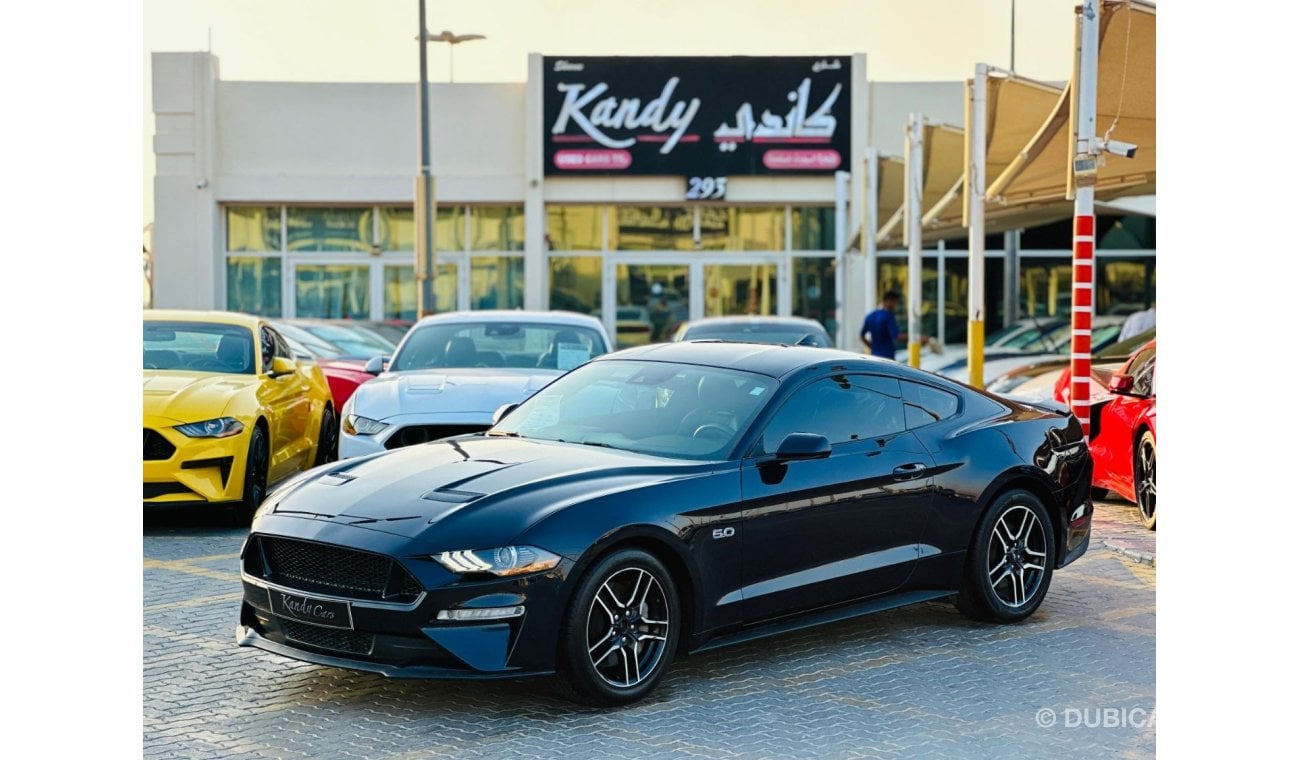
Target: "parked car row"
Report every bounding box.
[145,308,1106,706]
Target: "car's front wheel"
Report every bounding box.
[230,426,268,526]
[313,405,337,466]
[1136,431,1156,531]
[557,548,680,706]
[956,489,1056,623]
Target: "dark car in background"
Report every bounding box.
[672,316,832,348]
[238,342,1093,706]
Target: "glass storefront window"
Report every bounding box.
[549,257,602,317]
[376,207,462,252]
[226,257,281,316]
[547,206,604,251]
[704,264,778,317]
[792,207,835,251]
[878,259,940,341]
[1099,258,1156,315]
[613,206,695,251]
[792,257,837,343]
[699,207,785,251]
[383,263,457,320]
[470,207,525,251]
[1020,258,1072,318]
[294,264,370,318]
[616,263,690,346]
[287,208,375,252]
[227,207,281,252]
[939,258,1006,345]
[471,256,524,310]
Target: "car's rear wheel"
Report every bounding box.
[230,426,268,526]
[313,405,337,466]
[557,548,679,706]
[1135,431,1156,531]
[956,489,1055,623]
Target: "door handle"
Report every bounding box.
[892,463,927,480]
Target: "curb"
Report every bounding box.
[1102,541,1155,567]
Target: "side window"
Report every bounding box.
[270,328,293,360]
[759,375,905,454]
[258,327,276,372]
[1128,346,1156,396]
[901,380,961,429]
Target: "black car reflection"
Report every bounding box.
[238,342,1092,706]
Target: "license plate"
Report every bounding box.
[269,590,354,630]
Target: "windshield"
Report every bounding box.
[144,321,256,374]
[272,322,344,359]
[391,322,608,372]
[490,360,777,460]
[299,323,395,357]
[683,323,829,347]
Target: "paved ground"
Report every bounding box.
[144,505,1156,759]
[1091,495,1156,566]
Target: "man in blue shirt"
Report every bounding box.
[860,290,901,359]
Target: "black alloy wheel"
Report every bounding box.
[231,426,269,526]
[313,405,338,466]
[1135,431,1156,531]
[558,548,679,706]
[956,489,1056,623]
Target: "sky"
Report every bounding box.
[142,0,1085,224]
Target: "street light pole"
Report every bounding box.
[416,0,436,318]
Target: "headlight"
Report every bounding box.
[434,546,562,577]
[174,417,245,438]
[342,414,389,436]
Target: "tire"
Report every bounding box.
[313,405,337,466]
[955,489,1056,623]
[230,425,268,527]
[556,548,680,706]
[1135,431,1156,531]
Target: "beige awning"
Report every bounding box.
[875,123,964,247]
[917,0,1156,244]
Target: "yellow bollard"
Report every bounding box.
[909,340,922,368]
[968,320,985,389]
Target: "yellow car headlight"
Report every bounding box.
[174,417,245,438]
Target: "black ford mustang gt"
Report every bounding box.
[237,342,1092,705]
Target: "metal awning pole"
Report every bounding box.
[1071,0,1101,438]
[967,64,988,388]
[834,170,849,349]
[905,114,924,368]
[864,148,879,351]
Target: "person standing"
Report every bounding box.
[860,290,901,359]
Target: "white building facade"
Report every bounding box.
[151,52,1153,349]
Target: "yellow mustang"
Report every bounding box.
[144,310,336,523]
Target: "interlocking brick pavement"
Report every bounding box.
[1091,495,1156,565]
[144,509,1155,758]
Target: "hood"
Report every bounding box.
[347,368,560,422]
[143,370,257,422]
[265,436,714,548]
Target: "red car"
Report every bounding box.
[1061,340,1156,530]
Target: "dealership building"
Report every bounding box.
[150,51,1154,349]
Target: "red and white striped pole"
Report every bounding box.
[1070,0,1101,439]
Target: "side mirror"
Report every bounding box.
[1108,373,1135,395]
[770,432,832,462]
[268,356,297,377]
[363,355,390,375]
[492,403,519,426]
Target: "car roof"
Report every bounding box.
[602,340,907,379]
[412,310,606,330]
[681,316,828,330]
[145,309,263,330]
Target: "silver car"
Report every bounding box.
[339,311,612,458]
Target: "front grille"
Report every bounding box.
[385,424,488,450]
[250,536,423,603]
[144,482,193,499]
[144,429,175,460]
[282,620,374,655]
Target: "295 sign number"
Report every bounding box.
[686,176,728,200]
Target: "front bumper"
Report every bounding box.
[236,517,571,678]
[143,416,251,504]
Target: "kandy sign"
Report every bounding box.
[543,57,851,176]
